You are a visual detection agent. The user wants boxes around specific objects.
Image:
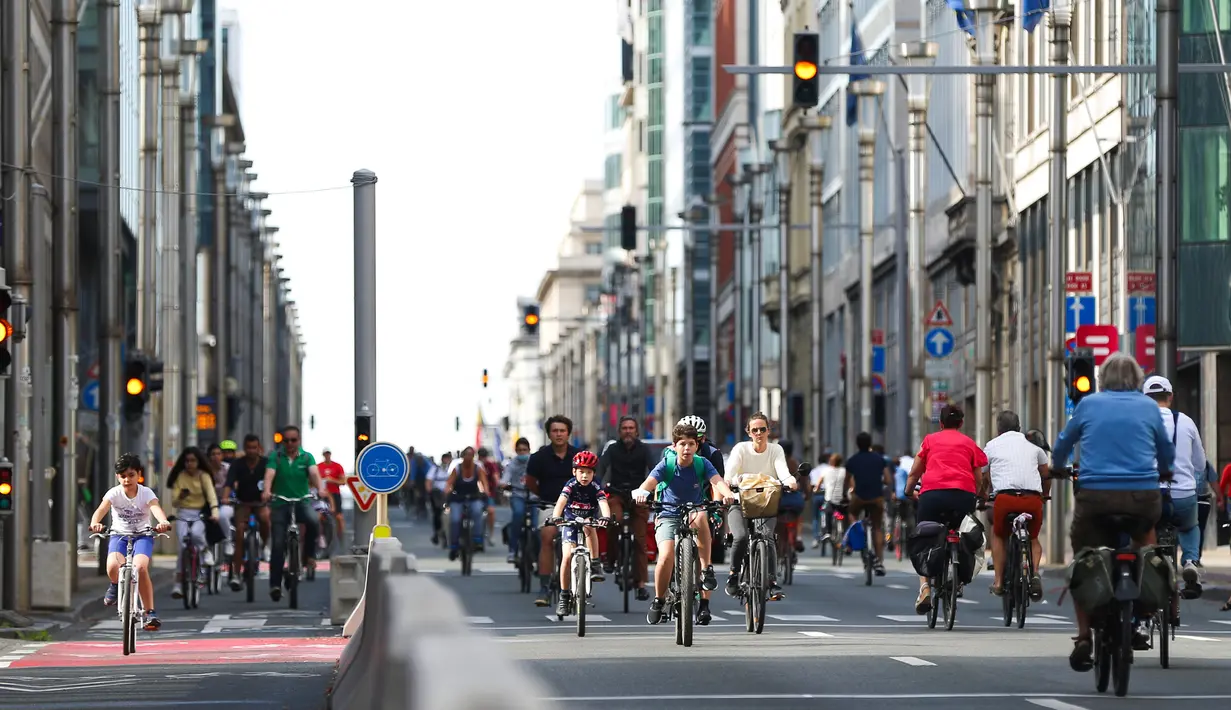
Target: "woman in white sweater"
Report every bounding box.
[723,412,798,600]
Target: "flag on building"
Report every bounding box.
[947,0,976,37]
[846,19,869,127]
[1022,0,1049,33]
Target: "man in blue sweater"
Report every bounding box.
[1052,352,1175,673]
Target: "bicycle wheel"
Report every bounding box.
[679,537,696,647]
[1002,537,1016,626]
[864,524,873,586]
[743,562,755,633]
[753,540,768,635]
[1159,607,1170,669]
[1095,628,1111,693]
[944,556,958,631]
[180,544,192,610]
[460,518,472,577]
[927,572,940,629]
[120,567,134,656]
[621,533,632,614]
[1015,544,1029,629]
[245,532,258,604]
[189,548,200,610]
[1112,600,1133,697]
[575,553,587,638]
[287,536,300,610]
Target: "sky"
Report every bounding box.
[222,1,617,471]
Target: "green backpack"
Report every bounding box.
[656,449,709,499]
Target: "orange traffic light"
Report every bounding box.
[357,433,369,442]
[126,377,145,396]
[1075,376,1092,393]
[0,319,10,344]
[794,61,818,80]
[524,313,539,326]
[274,431,283,444]
[0,482,10,495]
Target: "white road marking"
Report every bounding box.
[546,614,610,623]
[890,656,936,666]
[799,631,834,638]
[1036,614,1070,620]
[320,619,332,626]
[544,694,1231,702]
[202,614,266,634]
[1026,700,1089,710]
[956,599,979,605]
[987,616,1070,625]
[879,615,924,622]
[1211,620,1231,626]
[886,584,909,589]
[1176,635,1220,642]
[466,616,494,624]
[768,615,839,622]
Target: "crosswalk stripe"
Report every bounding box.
[878,615,924,622]
[466,616,495,624]
[799,631,834,638]
[890,656,936,666]
[546,614,611,622]
[768,614,839,622]
[986,616,1071,625]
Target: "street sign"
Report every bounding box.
[926,300,953,327]
[1065,295,1095,333]
[1076,324,1120,365]
[924,327,955,358]
[355,441,410,495]
[924,359,954,378]
[86,361,99,380]
[346,475,377,512]
[871,373,885,393]
[929,389,948,423]
[1065,337,1077,355]
[1065,272,1093,293]
[1135,324,1156,372]
[82,381,99,412]
[1128,295,1156,332]
[871,345,885,374]
[871,329,885,347]
[1127,271,1156,295]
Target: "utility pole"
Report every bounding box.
[971,0,1002,446]
[137,4,161,478]
[808,115,832,460]
[851,79,885,435]
[1045,4,1071,569]
[707,194,720,437]
[3,0,33,611]
[750,172,764,416]
[732,174,749,439]
[902,41,938,451]
[1155,0,1179,381]
[352,169,378,551]
[160,42,184,475]
[98,0,123,575]
[181,89,201,447]
[52,0,80,553]
[770,140,792,439]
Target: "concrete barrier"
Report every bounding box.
[329,538,552,709]
[329,554,369,626]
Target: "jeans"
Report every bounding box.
[811,496,824,538]
[726,507,777,581]
[1164,493,1201,565]
[175,510,207,576]
[269,500,319,590]
[449,498,486,550]
[508,496,539,555]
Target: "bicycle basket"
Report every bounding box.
[738,474,782,519]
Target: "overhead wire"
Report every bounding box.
[0,161,352,199]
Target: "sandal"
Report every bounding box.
[1069,636,1094,672]
[1220,600,1231,612]
[915,586,932,615]
[989,582,1003,596]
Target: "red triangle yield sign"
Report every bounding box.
[926,300,953,327]
[346,475,377,512]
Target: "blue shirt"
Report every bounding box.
[650,455,721,516]
[846,451,887,501]
[559,477,608,518]
[1052,391,1175,491]
[895,465,910,499]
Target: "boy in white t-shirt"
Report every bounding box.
[89,452,173,630]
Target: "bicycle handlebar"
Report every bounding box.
[90,527,171,540]
[647,500,725,516]
[274,495,314,502]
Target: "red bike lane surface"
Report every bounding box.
[8,636,347,668]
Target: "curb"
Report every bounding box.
[0,566,178,639]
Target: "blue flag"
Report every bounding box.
[1022,0,1049,32]
[947,0,976,37]
[846,21,869,127]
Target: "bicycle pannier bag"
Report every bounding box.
[1066,547,1115,612]
[1136,545,1176,612]
[738,473,782,519]
[907,521,947,578]
[845,520,867,552]
[956,514,987,584]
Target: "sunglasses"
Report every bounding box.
[748,426,768,434]
[285,438,299,443]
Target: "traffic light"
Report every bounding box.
[0,459,12,515]
[355,415,371,457]
[273,431,283,445]
[147,359,165,393]
[1067,349,1096,405]
[455,416,461,432]
[0,282,11,376]
[620,204,636,251]
[482,368,488,388]
[521,304,540,337]
[792,32,820,108]
[123,355,150,421]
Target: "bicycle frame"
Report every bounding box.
[92,528,168,656]
[275,494,312,609]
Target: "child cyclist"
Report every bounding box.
[89,453,173,630]
[545,451,613,617]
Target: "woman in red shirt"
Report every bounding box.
[904,404,990,614]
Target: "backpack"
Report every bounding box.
[656,449,709,499]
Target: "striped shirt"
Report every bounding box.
[984,431,1048,493]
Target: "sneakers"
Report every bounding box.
[270,587,282,602]
[170,587,184,600]
[591,571,606,583]
[556,591,571,617]
[230,578,243,592]
[768,582,785,601]
[701,566,718,592]
[1132,622,1151,651]
[647,597,665,625]
[873,560,886,576]
[696,604,712,626]
[202,549,215,567]
[143,611,162,631]
[506,553,516,564]
[1029,575,1044,601]
[635,587,651,602]
[1069,636,1093,672]
[448,548,459,561]
[534,587,550,607]
[1182,561,1204,598]
[103,583,118,606]
[725,573,740,598]
[811,537,820,549]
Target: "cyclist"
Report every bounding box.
[261,425,326,602]
[477,447,502,544]
[207,443,233,554]
[503,437,534,564]
[723,412,797,600]
[223,434,271,591]
[445,446,490,561]
[1051,353,1172,670]
[598,416,653,601]
[219,439,239,465]
[845,432,892,577]
[670,415,725,476]
[317,447,347,550]
[546,450,613,616]
[89,453,173,630]
[166,446,220,601]
[525,415,582,607]
[427,452,453,545]
[984,411,1049,599]
[903,404,989,615]
[816,453,847,547]
[632,422,737,624]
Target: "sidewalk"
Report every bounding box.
[1040,548,1231,599]
[0,552,177,639]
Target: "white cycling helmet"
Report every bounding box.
[677,415,706,437]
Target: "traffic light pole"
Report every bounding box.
[352,169,378,552]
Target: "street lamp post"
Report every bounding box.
[770,140,793,439]
[808,115,832,460]
[850,79,885,436]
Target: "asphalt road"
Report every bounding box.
[0,550,341,709]
[398,504,1231,710]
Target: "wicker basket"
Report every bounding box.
[738,474,782,519]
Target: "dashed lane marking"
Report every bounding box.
[768,615,839,622]
[890,656,936,666]
[466,616,494,624]
[886,584,909,590]
[546,614,611,623]
[1176,635,1220,642]
[799,631,834,638]
[986,616,1071,625]
[1026,700,1089,710]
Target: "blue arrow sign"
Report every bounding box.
[924,327,955,358]
[1128,295,1155,332]
[356,441,410,495]
[82,381,100,412]
[871,345,885,374]
[1065,295,1096,334]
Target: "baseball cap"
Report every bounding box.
[1143,375,1173,395]
[322,447,332,454]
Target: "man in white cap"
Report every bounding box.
[1143,374,1208,597]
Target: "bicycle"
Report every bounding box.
[1149,515,1180,669]
[315,497,335,560]
[238,506,264,603]
[735,513,776,635]
[605,485,640,613]
[503,484,550,594]
[274,494,313,609]
[90,527,170,656]
[924,511,966,632]
[448,492,488,576]
[776,513,800,587]
[829,503,849,567]
[855,507,876,587]
[549,517,606,637]
[1001,507,1035,629]
[174,516,206,610]
[649,499,723,648]
[1087,520,1144,697]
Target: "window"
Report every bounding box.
[648,56,663,85]
[689,57,711,121]
[1183,0,1231,32]
[690,0,711,45]
[1179,127,1230,242]
[604,154,622,190]
[585,284,602,302]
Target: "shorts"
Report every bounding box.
[654,510,706,543]
[324,492,342,512]
[849,495,885,523]
[488,496,497,507]
[108,534,154,559]
[916,489,978,529]
[560,517,587,545]
[1070,488,1162,553]
[991,491,1044,538]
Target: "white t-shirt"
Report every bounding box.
[427,464,450,492]
[821,466,847,502]
[725,441,795,488]
[105,484,158,535]
[810,464,831,490]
